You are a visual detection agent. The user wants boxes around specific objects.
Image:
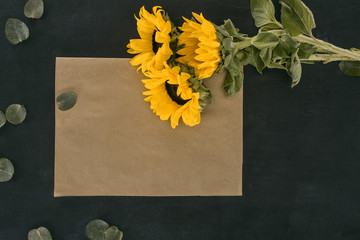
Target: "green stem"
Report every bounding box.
[294,34,360,61]
[302,54,355,64]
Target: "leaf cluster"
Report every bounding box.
[0,104,27,129]
[216,0,319,97]
[5,0,44,45]
[86,219,123,240]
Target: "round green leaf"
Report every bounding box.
[105,226,123,240]
[5,18,29,45]
[0,111,6,128]
[85,219,109,240]
[0,158,14,182]
[56,92,77,111]
[24,0,44,19]
[6,104,27,125]
[28,227,52,240]
[339,61,360,77]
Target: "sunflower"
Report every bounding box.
[127,6,173,72]
[177,12,221,79]
[142,63,201,129]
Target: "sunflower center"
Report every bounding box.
[152,31,163,54]
[165,82,189,106]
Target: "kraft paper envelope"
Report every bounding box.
[54,58,243,196]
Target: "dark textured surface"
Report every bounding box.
[0,0,360,239]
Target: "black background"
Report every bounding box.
[1,0,360,239]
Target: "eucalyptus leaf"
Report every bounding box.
[5,18,29,45]
[339,61,360,77]
[251,32,279,49]
[0,111,5,128]
[6,104,27,125]
[298,43,316,59]
[0,158,14,182]
[28,227,52,240]
[56,92,78,111]
[24,0,44,19]
[105,226,123,240]
[280,0,316,36]
[85,219,110,240]
[286,50,302,87]
[250,0,282,28]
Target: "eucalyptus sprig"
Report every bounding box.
[216,0,360,97]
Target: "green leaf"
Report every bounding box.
[268,61,287,70]
[247,46,265,73]
[250,0,282,28]
[280,0,316,36]
[105,226,123,240]
[286,50,302,87]
[24,0,44,19]
[0,111,6,128]
[251,32,279,49]
[86,219,110,240]
[223,19,247,39]
[260,47,272,66]
[222,37,233,51]
[298,43,316,59]
[6,104,27,125]
[223,54,232,68]
[5,18,30,45]
[56,92,78,111]
[223,56,244,97]
[0,158,14,182]
[339,61,360,77]
[223,71,244,97]
[273,34,299,57]
[28,227,52,240]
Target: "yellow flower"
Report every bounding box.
[177,12,221,79]
[127,6,173,72]
[142,63,201,129]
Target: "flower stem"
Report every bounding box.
[294,34,360,62]
[302,54,356,64]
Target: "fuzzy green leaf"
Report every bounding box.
[251,32,279,49]
[6,104,27,125]
[223,71,243,97]
[0,158,14,182]
[260,47,272,66]
[223,19,247,39]
[24,0,44,19]
[0,111,5,128]
[222,37,234,50]
[298,43,316,59]
[286,50,302,87]
[5,18,29,45]
[268,61,287,70]
[280,0,316,36]
[28,227,52,240]
[273,34,299,57]
[247,46,265,73]
[339,61,360,77]
[250,0,281,28]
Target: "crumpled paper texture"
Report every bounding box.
[54,58,243,196]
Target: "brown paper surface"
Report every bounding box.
[54,58,243,196]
